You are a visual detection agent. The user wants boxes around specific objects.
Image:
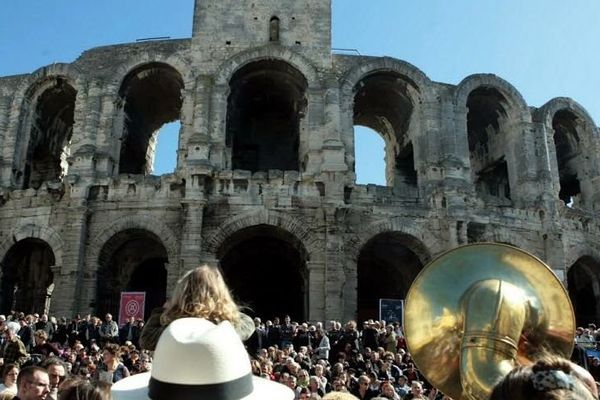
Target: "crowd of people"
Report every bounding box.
[0,264,597,400]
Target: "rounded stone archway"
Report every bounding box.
[0,238,55,315]
[217,224,309,321]
[96,229,168,319]
[357,232,425,323]
[567,256,600,325]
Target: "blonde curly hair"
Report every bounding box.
[160,265,241,327]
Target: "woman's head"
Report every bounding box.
[161,265,240,326]
[2,364,18,385]
[58,378,111,400]
[34,330,48,344]
[102,343,120,363]
[490,355,598,400]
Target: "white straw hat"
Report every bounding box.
[112,318,294,400]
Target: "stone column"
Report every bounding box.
[0,95,10,185]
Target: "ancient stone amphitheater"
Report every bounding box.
[0,0,598,324]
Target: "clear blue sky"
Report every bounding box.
[1,1,598,183]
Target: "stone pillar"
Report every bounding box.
[307,260,326,322]
[321,208,346,322]
[64,204,91,315]
[0,95,12,187]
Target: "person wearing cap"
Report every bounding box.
[139,265,254,351]
[112,317,295,400]
[1,321,28,368]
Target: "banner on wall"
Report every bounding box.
[119,292,146,326]
[379,299,404,325]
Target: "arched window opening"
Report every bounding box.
[24,78,76,189]
[567,256,600,325]
[357,233,424,323]
[118,63,184,175]
[269,16,280,42]
[353,72,417,192]
[97,229,168,318]
[152,120,180,175]
[217,225,308,321]
[1,238,55,315]
[467,87,511,202]
[226,60,307,172]
[553,110,582,207]
[354,126,386,185]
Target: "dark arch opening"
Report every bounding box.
[118,63,184,175]
[553,110,582,206]
[96,229,168,319]
[1,238,55,315]
[217,225,307,321]
[353,72,417,191]
[357,233,424,323]
[226,60,307,172]
[467,87,511,202]
[568,256,600,325]
[24,78,76,189]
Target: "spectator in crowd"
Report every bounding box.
[111,318,294,400]
[351,375,378,400]
[2,321,28,367]
[18,318,35,352]
[44,358,67,400]
[246,317,267,357]
[280,315,295,349]
[404,381,427,400]
[490,354,598,400]
[33,330,60,359]
[94,343,129,384]
[99,314,118,346]
[58,377,111,400]
[118,317,139,346]
[140,264,254,350]
[14,366,50,400]
[395,375,410,398]
[381,325,397,354]
[0,364,19,395]
[35,315,55,342]
[53,318,70,347]
[267,317,281,347]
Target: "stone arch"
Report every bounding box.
[89,215,179,267]
[455,74,531,204]
[111,55,194,90]
[113,61,186,174]
[566,251,600,325]
[13,69,80,189]
[454,74,530,121]
[95,228,169,317]
[339,58,432,190]
[214,46,319,87]
[0,224,64,268]
[565,243,600,272]
[535,98,599,208]
[203,210,320,260]
[0,224,64,315]
[346,217,434,264]
[204,210,318,320]
[535,97,598,131]
[348,218,433,322]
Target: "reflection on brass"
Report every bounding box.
[404,243,575,400]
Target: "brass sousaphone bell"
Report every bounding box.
[404,243,575,400]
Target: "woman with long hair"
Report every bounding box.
[139,264,253,350]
